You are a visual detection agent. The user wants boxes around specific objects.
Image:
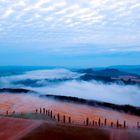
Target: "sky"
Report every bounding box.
[0,0,140,67]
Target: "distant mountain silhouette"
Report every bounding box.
[78,68,139,78]
[108,65,140,75]
[80,74,114,83]
[96,68,130,77]
[78,68,140,85]
[78,68,96,74]
[13,78,72,87]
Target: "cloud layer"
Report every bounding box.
[0,0,140,53]
[0,68,140,106]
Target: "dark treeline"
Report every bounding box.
[0,88,36,94]
[43,94,140,117]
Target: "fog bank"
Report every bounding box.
[33,80,140,106]
[0,69,140,106]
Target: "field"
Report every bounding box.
[0,93,140,140]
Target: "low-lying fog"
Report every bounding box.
[0,69,140,106]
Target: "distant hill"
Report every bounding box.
[108,65,140,75]
[78,68,139,78]
[109,65,140,69]
[13,78,72,87]
[95,68,139,78]
[78,68,140,85]
[80,74,114,83]
[0,66,66,76]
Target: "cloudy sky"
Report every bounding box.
[0,0,140,67]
